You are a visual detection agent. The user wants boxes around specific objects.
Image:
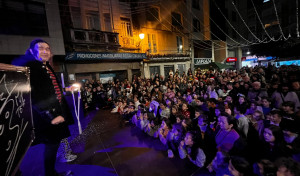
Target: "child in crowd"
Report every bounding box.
[167,123,184,158]
[144,117,160,137]
[157,118,172,145]
[207,151,231,176]
[178,132,206,168]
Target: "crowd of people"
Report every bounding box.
[80,64,300,176]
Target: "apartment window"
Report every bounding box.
[71,7,82,28]
[120,17,132,37]
[172,12,182,27]
[193,18,200,32]
[0,0,48,36]
[86,12,100,30]
[103,13,112,32]
[192,0,200,9]
[146,7,159,21]
[147,34,157,54]
[177,36,183,53]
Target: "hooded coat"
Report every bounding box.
[12,54,73,144]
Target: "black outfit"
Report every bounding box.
[13,55,73,176]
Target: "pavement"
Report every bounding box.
[20,109,213,176]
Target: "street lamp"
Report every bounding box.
[139,33,145,40]
[246,50,251,55]
[137,33,145,51]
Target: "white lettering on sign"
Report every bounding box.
[194,58,212,65]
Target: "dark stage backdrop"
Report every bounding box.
[0,63,34,176]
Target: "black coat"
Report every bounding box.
[12,55,73,144]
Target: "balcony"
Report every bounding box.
[69,28,120,51]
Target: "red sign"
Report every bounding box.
[241,57,246,61]
[226,57,237,62]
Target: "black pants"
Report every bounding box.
[44,143,60,176]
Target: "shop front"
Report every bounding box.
[64,52,146,83]
[143,56,191,79]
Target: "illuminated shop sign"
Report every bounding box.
[226,57,237,62]
[194,58,212,65]
[66,52,147,60]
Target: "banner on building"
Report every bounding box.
[66,52,147,61]
[194,58,212,65]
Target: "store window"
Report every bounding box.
[177,64,186,75]
[150,66,160,78]
[164,65,174,80]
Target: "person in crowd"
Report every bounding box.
[152,85,163,102]
[181,102,191,119]
[133,94,141,111]
[132,107,143,127]
[207,98,218,122]
[261,125,289,161]
[206,85,219,100]
[194,97,209,113]
[247,81,268,103]
[270,109,283,126]
[165,87,175,100]
[272,83,300,111]
[282,101,298,120]
[261,96,273,116]
[195,113,217,164]
[159,102,170,119]
[178,132,206,168]
[237,93,248,107]
[292,81,300,101]
[145,117,160,137]
[281,118,300,162]
[149,99,160,118]
[169,105,179,124]
[215,112,240,152]
[12,39,75,176]
[181,118,193,134]
[167,123,184,158]
[275,157,300,176]
[139,111,152,131]
[249,110,265,140]
[207,151,231,176]
[245,101,263,116]
[157,118,172,145]
[234,104,249,138]
[224,101,233,115]
[253,159,277,176]
[228,156,254,176]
